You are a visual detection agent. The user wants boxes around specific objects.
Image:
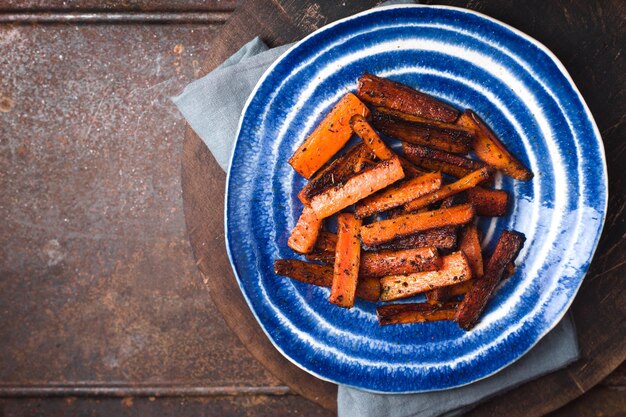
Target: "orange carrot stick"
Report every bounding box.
[310,156,405,219]
[354,172,442,218]
[377,302,459,325]
[426,280,475,305]
[380,252,472,301]
[357,73,459,122]
[398,155,428,178]
[330,213,362,308]
[287,205,322,254]
[466,187,509,217]
[350,114,394,160]
[402,143,486,178]
[298,142,376,204]
[459,224,484,278]
[372,110,471,154]
[305,230,338,264]
[306,233,441,276]
[403,167,491,212]
[365,226,458,251]
[361,204,474,247]
[456,110,533,181]
[372,106,473,133]
[359,247,441,278]
[288,93,370,179]
[456,230,526,330]
[273,259,380,302]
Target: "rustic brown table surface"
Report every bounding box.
[1,1,624,416]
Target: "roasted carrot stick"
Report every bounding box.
[287,205,322,254]
[305,230,338,264]
[350,114,394,160]
[306,233,442,275]
[298,142,376,204]
[459,224,484,278]
[329,214,362,308]
[402,143,486,178]
[310,156,405,219]
[377,302,459,325]
[404,152,471,179]
[403,167,491,212]
[372,106,472,133]
[466,187,509,217]
[380,252,472,301]
[298,142,378,204]
[426,280,475,305]
[354,172,442,218]
[357,73,459,122]
[366,226,458,251]
[289,93,370,179]
[359,247,441,278]
[273,259,380,302]
[456,110,533,181]
[361,204,474,247]
[398,155,427,178]
[428,256,517,305]
[372,109,471,154]
[456,230,525,330]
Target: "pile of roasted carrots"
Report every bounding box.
[274,73,531,330]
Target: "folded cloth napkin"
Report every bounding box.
[172,5,580,416]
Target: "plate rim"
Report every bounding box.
[224,4,608,393]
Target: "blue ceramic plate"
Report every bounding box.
[225,5,607,392]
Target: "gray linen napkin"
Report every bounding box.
[172,10,580,417]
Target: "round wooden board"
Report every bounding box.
[181,1,626,415]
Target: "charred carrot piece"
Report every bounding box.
[273,259,380,302]
[505,262,516,280]
[357,73,459,122]
[359,247,441,278]
[372,110,471,154]
[459,224,484,278]
[377,302,459,325]
[287,205,322,254]
[456,230,525,330]
[426,280,475,305]
[310,156,405,219]
[366,226,458,251]
[398,155,427,178]
[298,142,376,204]
[350,114,394,160]
[440,196,457,209]
[404,167,491,212]
[404,153,471,179]
[306,233,441,276]
[402,143,486,178]
[305,230,338,264]
[289,93,370,179]
[329,214,362,308]
[354,172,442,218]
[380,252,472,301]
[457,110,533,181]
[361,204,474,247]
[372,106,471,132]
[274,259,333,288]
[428,256,516,305]
[466,187,509,217]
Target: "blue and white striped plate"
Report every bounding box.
[225,5,607,392]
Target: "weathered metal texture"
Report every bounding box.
[0,1,237,11]
[0,396,336,417]
[0,12,232,24]
[0,22,287,392]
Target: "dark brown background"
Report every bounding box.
[1,1,624,416]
